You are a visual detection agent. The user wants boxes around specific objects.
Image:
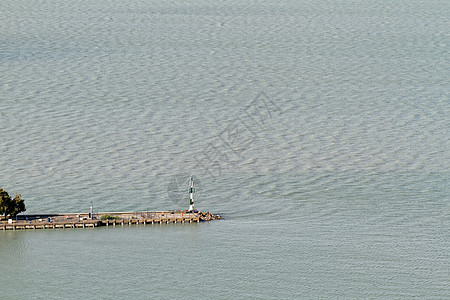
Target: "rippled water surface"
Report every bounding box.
[1,0,449,298]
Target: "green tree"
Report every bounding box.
[0,188,12,218]
[0,188,26,218]
[12,194,26,217]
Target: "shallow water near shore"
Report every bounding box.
[1,0,449,298]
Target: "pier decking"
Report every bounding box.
[1,211,220,230]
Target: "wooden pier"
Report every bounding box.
[1,220,102,230]
[0,211,220,231]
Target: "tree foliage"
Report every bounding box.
[0,188,26,218]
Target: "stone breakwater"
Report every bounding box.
[1,211,221,230]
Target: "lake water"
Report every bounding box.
[1,0,449,298]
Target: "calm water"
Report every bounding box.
[1,0,449,298]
